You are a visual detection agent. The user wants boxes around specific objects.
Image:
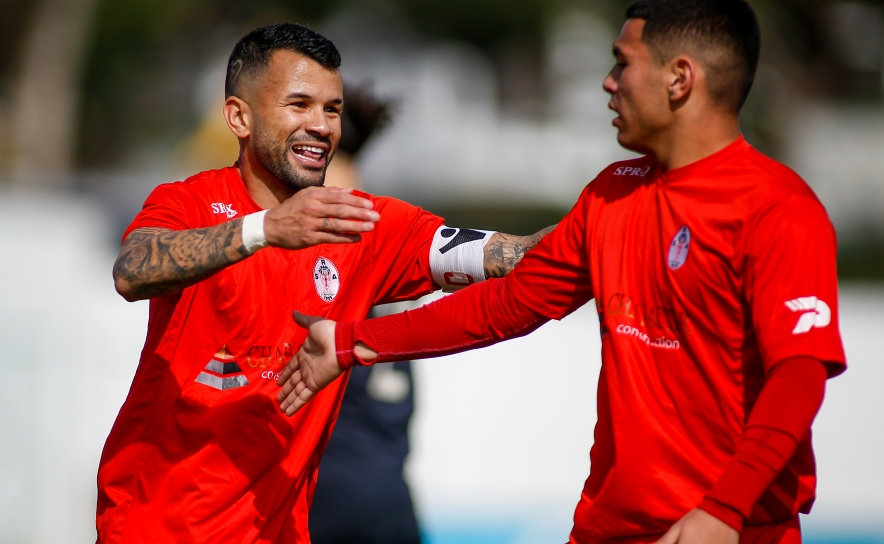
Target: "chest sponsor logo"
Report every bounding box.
[194,345,250,390]
[667,226,691,270]
[314,257,340,302]
[244,343,294,369]
[211,202,238,218]
[614,165,652,177]
[785,296,831,334]
[604,293,690,351]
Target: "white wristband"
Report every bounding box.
[429,226,496,291]
[241,210,269,254]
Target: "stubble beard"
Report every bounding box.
[252,121,331,193]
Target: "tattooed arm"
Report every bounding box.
[113,222,249,301]
[113,186,379,302]
[483,225,556,279]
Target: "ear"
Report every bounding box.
[224,96,252,139]
[668,56,695,103]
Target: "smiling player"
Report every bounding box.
[102,23,550,543]
[278,2,846,543]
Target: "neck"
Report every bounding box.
[238,146,296,209]
[652,109,741,171]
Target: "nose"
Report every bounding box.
[603,68,618,95]
[305,106,333,138]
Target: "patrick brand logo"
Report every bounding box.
[314,257,340,302]
[195,346,250,390]
[211,203,238,218]
[667,226,691,270]
[785,296,831,334]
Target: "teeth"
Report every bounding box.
[293,145,324,154]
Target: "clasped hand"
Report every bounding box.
[277,311,343,416]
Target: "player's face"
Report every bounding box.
[603,19,672,155]
[249,50,343,192]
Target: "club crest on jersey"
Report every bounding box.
[313,257,340,302]
[667,226,691,270]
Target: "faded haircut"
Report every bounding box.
[626,0,761,112]
[225,22,341,99]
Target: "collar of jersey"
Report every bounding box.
[658,135,749,183]
[227,163,265,215]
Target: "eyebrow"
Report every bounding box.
[284,92,343,104]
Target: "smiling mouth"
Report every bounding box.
[291,144,328,167]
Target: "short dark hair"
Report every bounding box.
[225,23,341,99]
[626,0,761,111]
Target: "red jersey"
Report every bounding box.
[98,166,444,543]
[339,137,846,542]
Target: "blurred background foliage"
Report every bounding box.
[0,0,882,277]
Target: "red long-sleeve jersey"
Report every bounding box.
[336,137,846,543]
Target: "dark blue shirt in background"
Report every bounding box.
[309,357,421,544]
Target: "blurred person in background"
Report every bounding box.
[104,22,550,544]
[280,1,847,543]
[309,85,422,544]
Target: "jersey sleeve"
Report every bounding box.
[122,182,206,242]
[368,196,446,305]
[745,196,846,376]
[505,185,594,320]
[335,186,596,366]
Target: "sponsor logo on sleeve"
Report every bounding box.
[211,203,238,218]
[785,296,831,334]
[667,226,691,270]
[313,257,340,302]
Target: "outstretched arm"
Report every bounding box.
[279,188,594,415]
[113,186,378,301]
[483,225,556,279]
[277,277,549,416]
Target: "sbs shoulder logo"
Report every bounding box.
[785,296,831,334]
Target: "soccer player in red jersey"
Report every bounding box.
[278,2,847,543]
[104,23,549,544]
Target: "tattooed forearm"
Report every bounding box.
[483,224,557,279]
[113,222,250,301]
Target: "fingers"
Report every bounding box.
[292,310,311,329]
[318,216,376,234]
[306,188,378,224]
[322,204,380,224]
[292,310,327,333]
[276,359,299,390]
[314,187,373,209]
[280,382,313,416]
[278,368,301,399]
